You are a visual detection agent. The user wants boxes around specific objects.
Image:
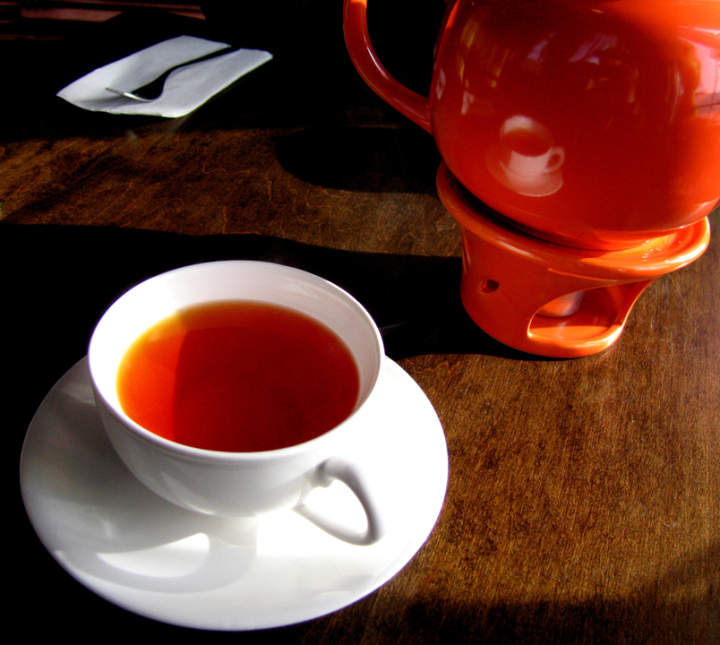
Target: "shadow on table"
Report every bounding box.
[275,125,441,194]
[2,222,526,365]
[3,222,535,453]
[366,539,720,645]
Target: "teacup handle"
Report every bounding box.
[546,147,565,173]
[343,0,432,133]
[295,457,386,545]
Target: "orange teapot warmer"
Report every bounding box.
[344,0,718,357]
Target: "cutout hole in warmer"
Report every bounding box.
[529,283,651,341]
[479,279,499,294]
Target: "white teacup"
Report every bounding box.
[89,261,386,545]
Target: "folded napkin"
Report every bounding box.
[57,35,272,118]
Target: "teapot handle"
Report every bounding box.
[343,0,433,133]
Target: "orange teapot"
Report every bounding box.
[344,0,720,249]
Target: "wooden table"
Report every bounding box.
[4,8,718,643]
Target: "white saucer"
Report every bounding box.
[20,357,448,631]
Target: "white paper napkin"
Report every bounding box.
[57,35,273,118]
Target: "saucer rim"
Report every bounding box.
[20,355,448,631]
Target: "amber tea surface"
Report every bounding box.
[117,301,361,452]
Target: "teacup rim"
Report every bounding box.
[88,259,385,462]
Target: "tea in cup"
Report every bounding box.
[89,261,386,545]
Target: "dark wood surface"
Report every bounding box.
[4,7,718,643]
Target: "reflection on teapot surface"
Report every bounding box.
[345,0,720,249]
[489,115,565,196]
